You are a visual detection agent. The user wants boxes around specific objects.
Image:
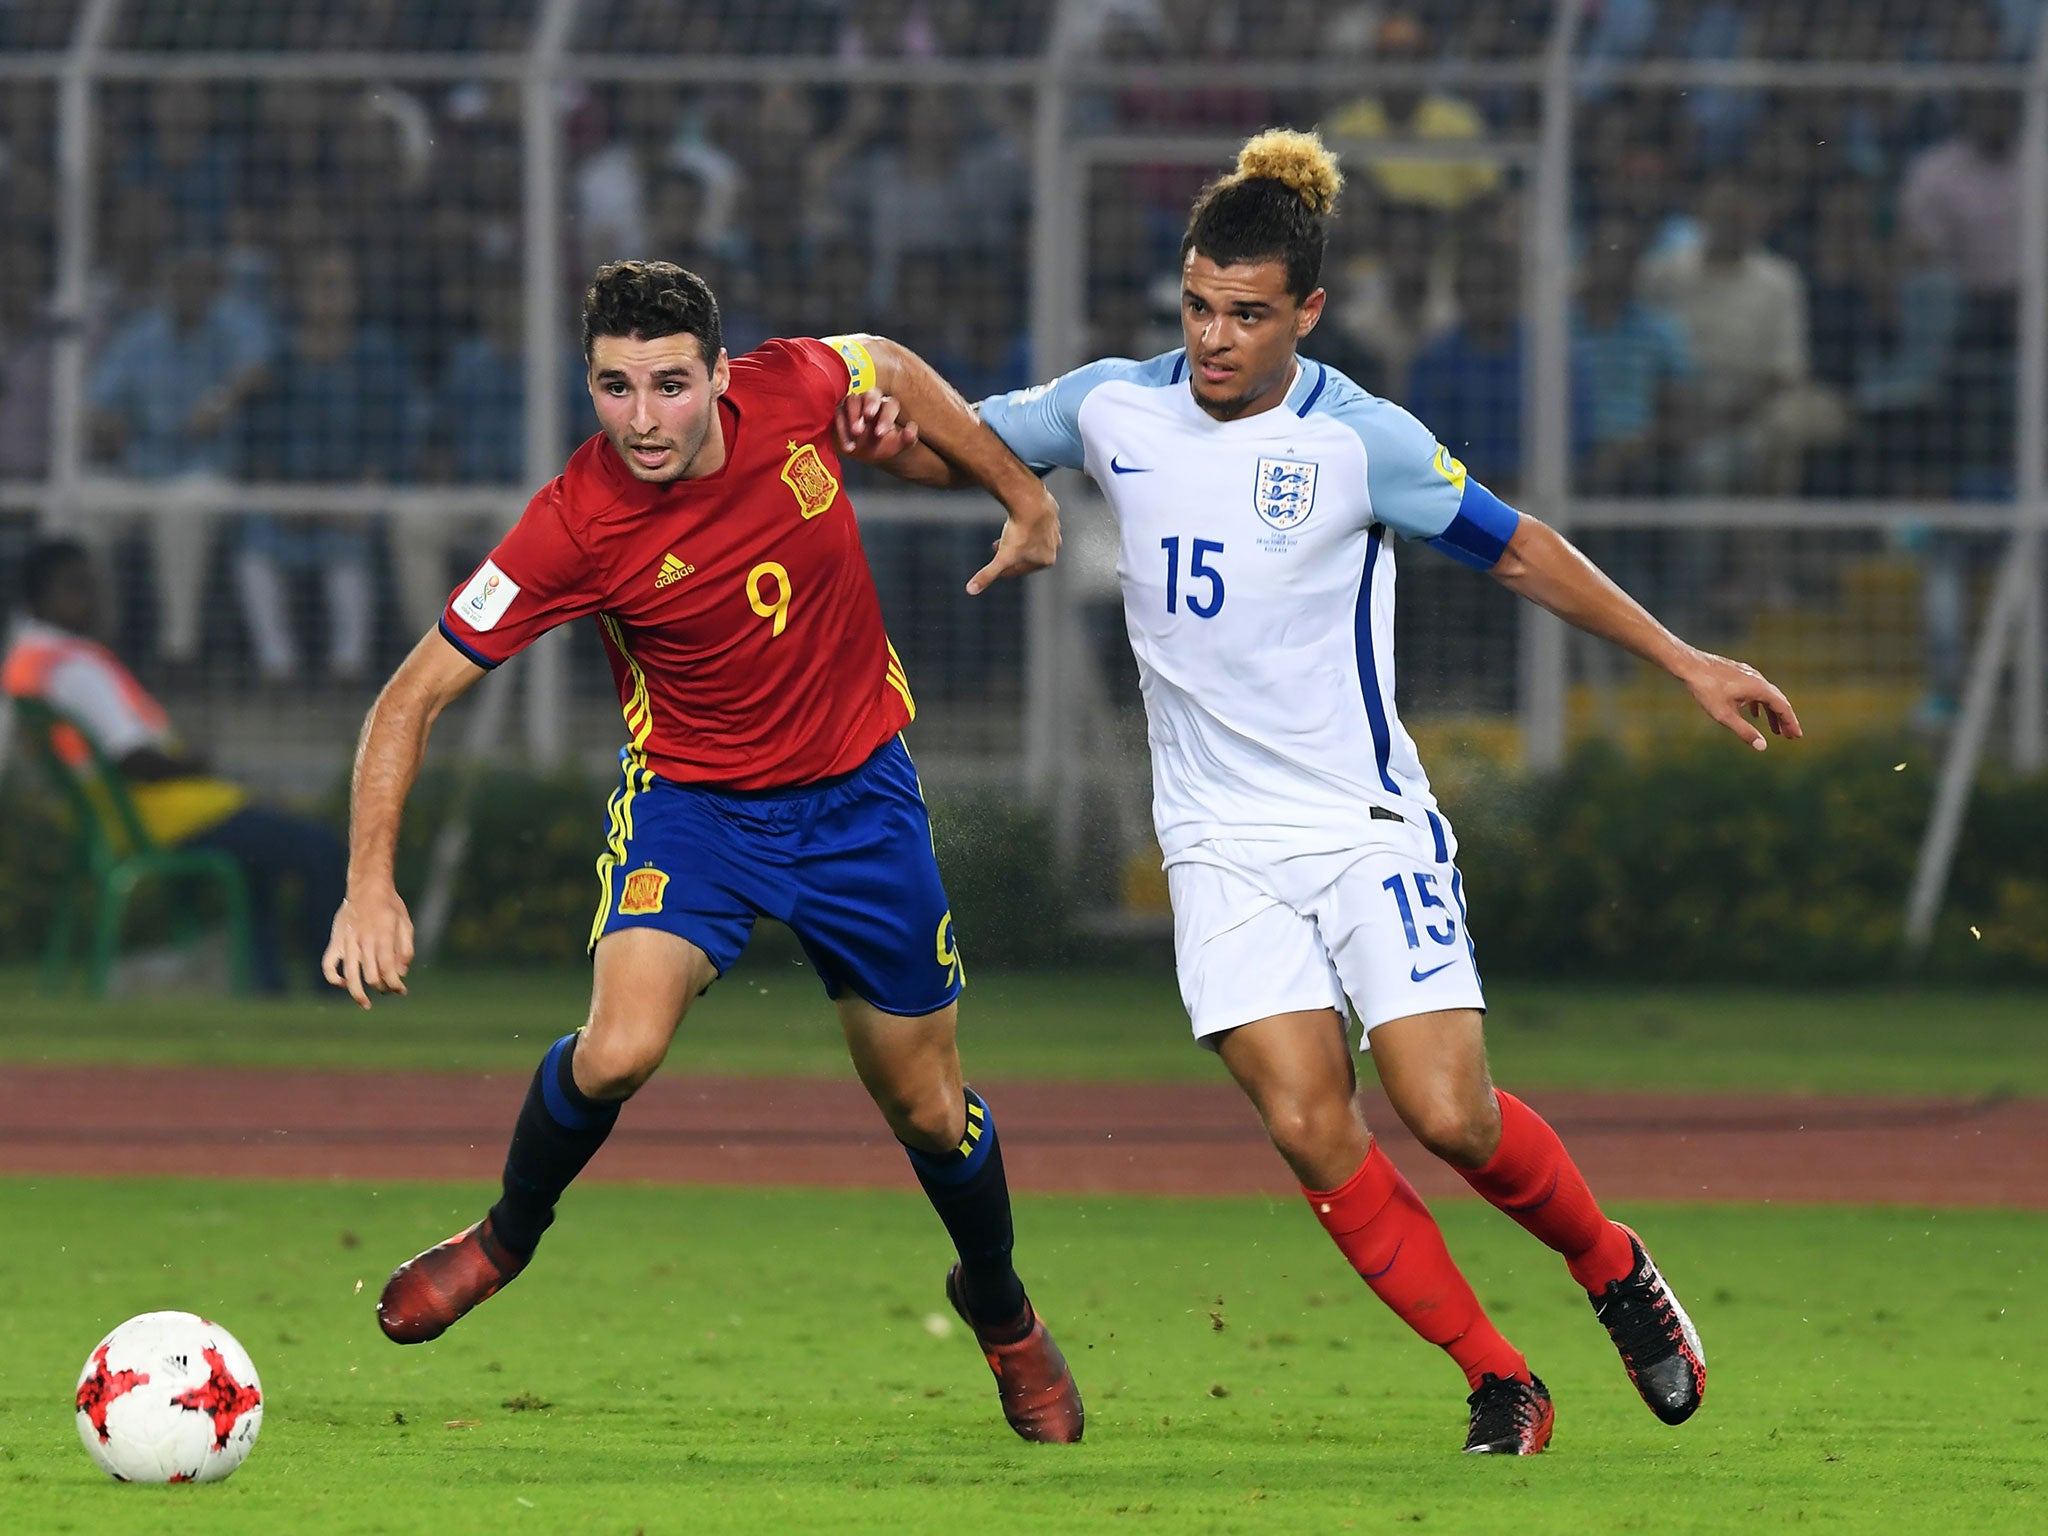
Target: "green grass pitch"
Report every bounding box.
[0,1179,2041,1535]
[3,962,2047,1095]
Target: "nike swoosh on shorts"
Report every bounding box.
[1410,960,1458,983]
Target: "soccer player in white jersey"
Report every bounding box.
[841,130,1801,1454]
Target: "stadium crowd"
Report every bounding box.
[0,0,2037,699]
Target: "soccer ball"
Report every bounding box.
[74,1311,264,1483]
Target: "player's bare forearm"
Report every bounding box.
[323,630,484,1006]
[1491,515,1802,749]
[868,435,969,489]
[843,335,1060,593]
[859,337,1044,508]
[1490,516,1688,672]
[346,630,484,891]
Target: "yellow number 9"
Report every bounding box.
[746,561,791,637]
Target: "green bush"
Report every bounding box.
[1449,739,2048,982]
[5,739,2045,979]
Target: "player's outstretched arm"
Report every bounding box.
[835,388,960,488]
[322,630,486,1007]
[1490,514,1803,751]
[840,335,1060,594]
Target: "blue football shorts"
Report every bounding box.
[589,735,963,1017]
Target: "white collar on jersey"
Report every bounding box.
[1172,358,1324,433]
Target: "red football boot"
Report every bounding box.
[945,1266,1085,1444]
[1590,1223,1707,1425]
[1463,1372,1555,1454]
[377,1219,527,1344]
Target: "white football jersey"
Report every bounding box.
[979,350,1522,863]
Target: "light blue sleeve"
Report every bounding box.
[1318,386,1522,572]
[977,351,1186,473]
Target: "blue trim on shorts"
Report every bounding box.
[593,736,963,1016]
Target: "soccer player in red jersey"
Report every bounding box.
[321,261,1083,1444]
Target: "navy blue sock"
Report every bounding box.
[902,1088,1028,1333]
[487,1033,622,1261]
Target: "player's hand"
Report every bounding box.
[322,884,415,1009]
[834,391,918,463]
[1678,647,1803,751]
[968,485,1061,595]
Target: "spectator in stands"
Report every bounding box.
[119,80,236,250]
[1664,0,1764,170]
[1324,13,1505,217]
[1640,175,1843,494]
[342,85,449,374]
[646,173,767,354]
[725,84,825,318]
[3,538,346,993]
[1572,217,1695,494]
[1320,185,1458,400]
[229,80,336,282]
[1404,239,1542,496]
[931,259,1033,403]
[89,248,274,472]
[88,249,276,674]
[1900,89,2021,494]
[831,87,1027,315]
[836,0,945,58]
[236,246,421,685]
[0,80,55,252]
[1894,87,2024,723]
[423,267,600,633]
[0,238,51,481]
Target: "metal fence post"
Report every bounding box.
[521,0,581,770]
[1518,0,1584,772]
[48,0,122,536]
[1906,43,2048,951]
[1026,2,1080,813]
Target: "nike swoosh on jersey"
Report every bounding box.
[1409,959,1458,983]
[1109,456,1152,474]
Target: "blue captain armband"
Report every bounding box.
[1426,481,1522,571]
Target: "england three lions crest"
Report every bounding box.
[1253,457,1318,529]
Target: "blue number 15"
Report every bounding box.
[1382,871,1457,949]
[1161,537,1226,618]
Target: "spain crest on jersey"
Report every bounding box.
[1253,456,1318,529]
[782,442,840,520]
[618,867,669,916]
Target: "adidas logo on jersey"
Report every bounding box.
[654,552,695,589]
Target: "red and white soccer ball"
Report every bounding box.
[74,1311,264,1484]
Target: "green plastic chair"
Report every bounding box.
[10,696,254,997]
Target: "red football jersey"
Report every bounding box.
[440,336,914,789]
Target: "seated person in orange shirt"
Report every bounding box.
[4,538,345,992]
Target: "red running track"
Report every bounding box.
[0,1066,2042,1207]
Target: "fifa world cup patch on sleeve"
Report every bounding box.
[782,441,841,520]
[453,560,520,632]
[1431,444,1469,494]
[819,334,876,395]
[618,867,670,916]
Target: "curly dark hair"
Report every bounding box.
[1182,129,1343,301]
[580,260,723,365]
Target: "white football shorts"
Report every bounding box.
[1166,820,1486,1049]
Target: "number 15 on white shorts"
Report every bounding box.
[1169,840,1487,1047]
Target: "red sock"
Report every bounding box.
[1461,1090,1635,1293]
[1304,1141,1528,1390]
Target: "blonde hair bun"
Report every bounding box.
[1233,128,1343,215]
